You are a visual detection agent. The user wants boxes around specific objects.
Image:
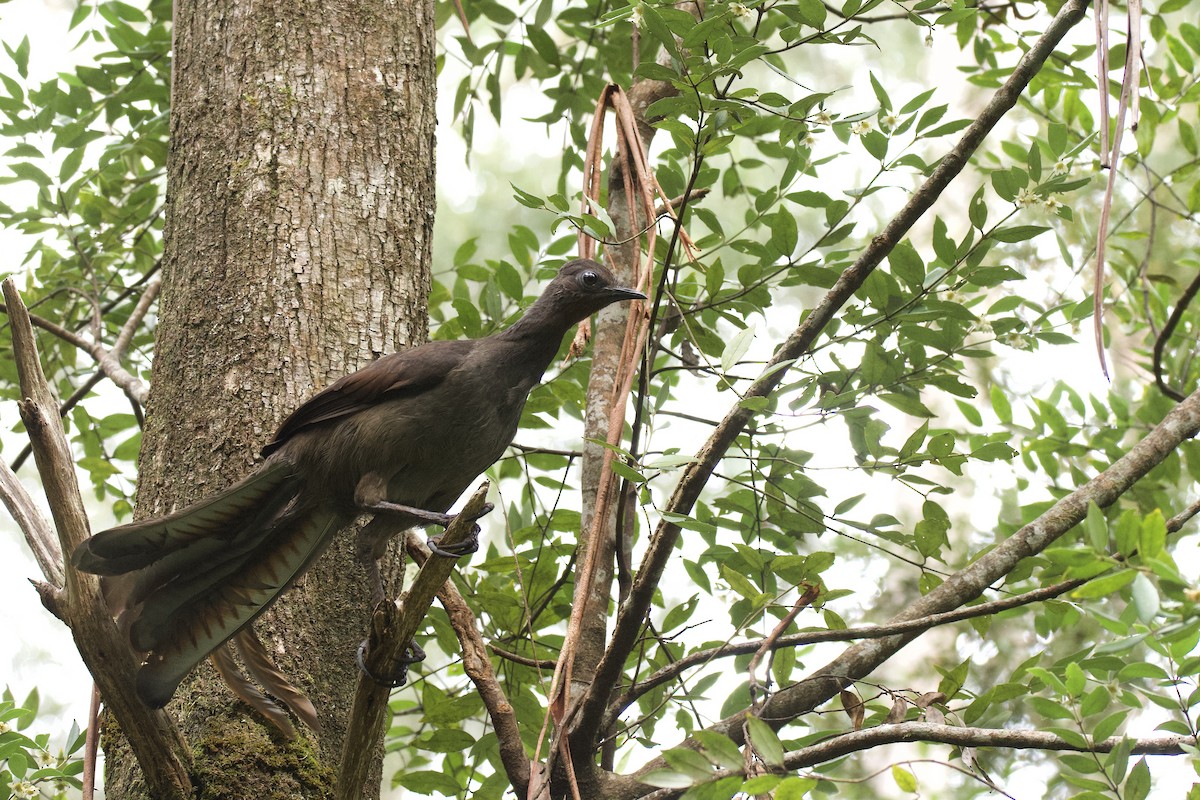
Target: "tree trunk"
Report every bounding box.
[102,1,436,796]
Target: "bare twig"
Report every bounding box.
[0,459,63,587]
[1151,270,1200,402]
[747,585,820,704]
[336,482,491,800]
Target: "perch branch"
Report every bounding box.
[336,482,491,800]
[408,535,529,795]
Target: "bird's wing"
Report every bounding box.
[261,340,474,456]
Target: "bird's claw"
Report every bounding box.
[356,639,426,688]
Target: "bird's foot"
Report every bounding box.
[427,523,481,559]
[364,501,456,527]
[426,503,492,559]
[356,639,426,688]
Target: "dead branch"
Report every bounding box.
[2,277,193,798]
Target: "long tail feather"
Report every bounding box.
[210,645,298,739]
[235,629,320,733]
[135,510,340,708]
[73,460,299,574]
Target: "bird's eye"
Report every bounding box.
[580,270,601,288]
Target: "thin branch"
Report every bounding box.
[578,0,1093,758]
[10,371,106,472]
[604,578,1084,729]
[489,644,557,670]
[336,482,491,800]
[408,535,529,795]
[2,278,193,798]
[0,299,149,404]
[748,585,820,704]
[1151,270,1200,402]
[0,458,64,587]
[641,724,1196,799]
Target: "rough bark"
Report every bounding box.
[103,0,436,797]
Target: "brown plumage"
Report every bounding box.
[73,258,644,721]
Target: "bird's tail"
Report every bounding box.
[73,461,340,719]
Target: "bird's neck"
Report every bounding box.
[492,295,579,374]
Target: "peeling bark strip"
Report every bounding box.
[580,0,1094,763]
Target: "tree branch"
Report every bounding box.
[2,277,193,799]
[579,0,1093,754]
[0,276,152,405]
[622,379,1200,797]
[0,457,64,589]
[603,578,1083,729]
[1152,268,1200,402]
[336,482,491,800]
[407,535,529,795]
[641,723,1196,798]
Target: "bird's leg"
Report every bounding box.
[355,516,401,607]
[354,474,494,560]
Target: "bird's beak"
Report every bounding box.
[607,287,648,302]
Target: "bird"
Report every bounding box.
[73,258,645,719]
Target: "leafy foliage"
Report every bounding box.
[5,0,1200,797]
[0,689,86,799]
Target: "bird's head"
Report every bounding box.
[540,258,646,323]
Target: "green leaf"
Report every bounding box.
[395,769,464,795]
[1064,661,1085,696]
[1072,570,1135,599]
[1138,510,1166,558]
[1124,757,1150,800]
[721,326,755,372]
[1130,574,1159,623]
[794,0,827,27]
[744,715,785,767]
[892,765,918,793]
[889,240,924,286]
[643,769,698,789]
[1085,502,1108,552]
[990,225,1049,243]
[693,730,743,770]
[990,385,1012,424]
